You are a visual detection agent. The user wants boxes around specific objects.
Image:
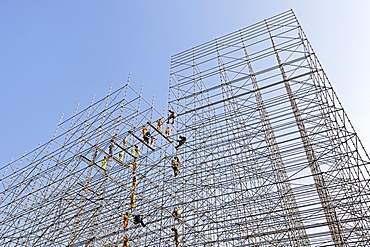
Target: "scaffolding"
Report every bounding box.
[1,9,370,247]
[169,9,370,246]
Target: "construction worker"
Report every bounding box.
[171,227,180,246]
[123,235,129,247]
[123,212,130,229]
[141,125,148,137]
[132,176,138,189]
[132,161,138,171]
[123,136,128,147]
[171,156,180,176]
[133,145,141,156]
[155,119,164,131]
[130,194,136,208]
[167,110,177,124]
[165,127,174,137]
[92,149,98,162]
[175,136,187,149]
[102,156,108,169]
[109,142,114,156]
[143,131,151,144]
[134,215,146,227]
[150,136,158,147]
[119,151,124,161]
[173,207,181,218]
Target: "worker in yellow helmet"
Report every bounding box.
[155,119,164,131]
[173,207,181,218]
[123,212,130,229]
[132,145,141,156]
[132,161,138,172]
[101,156,108,169]
[141,125,148,137]
[165,127,174,137]
[119,151,124,161]
[132,176,138,189]
[130,194,136,208]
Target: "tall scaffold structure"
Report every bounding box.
[169,9,370,246]
[0,9,370,247]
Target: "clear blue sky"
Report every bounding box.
[1,0,370,166]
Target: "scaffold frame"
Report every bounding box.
[1,9,370,247]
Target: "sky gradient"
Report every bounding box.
[1,0,370,166]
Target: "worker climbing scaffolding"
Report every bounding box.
[143,131,151,144]
[165,127,173,137]
[119,151,124,161]
[132,160,138,172]
[155,118,164,131]
[101,156,108,169]
[173,208,181,218]
[109,140,114,156]
[141,125,148,137]
[134,215,146,227]
[171,156,181,176]
[122,136,128,147]
[175,136,186,149]
[132,145,141,156]
[123,212,130,229]
[130,194,136,208]
[167,110,176,124]
[92,149,97,162]
[132,176,138,189]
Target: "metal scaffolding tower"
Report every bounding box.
[1,9,370,247]
[169,9,370,246]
